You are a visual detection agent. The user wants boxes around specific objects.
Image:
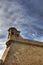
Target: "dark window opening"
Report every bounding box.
[17,34,19,37]
[11,32,14,35]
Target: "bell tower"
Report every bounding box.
[8,27,20,41]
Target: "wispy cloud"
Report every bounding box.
[0,0,43,43]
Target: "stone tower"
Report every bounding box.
[8,27,20,41]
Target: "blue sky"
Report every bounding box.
[0,0,43,58]
[0,0,43,42]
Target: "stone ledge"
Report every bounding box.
[6,39,43,48]
[1,47,10,63]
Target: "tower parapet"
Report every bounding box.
[8,27,20,41]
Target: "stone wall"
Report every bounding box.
[4,41,43,65]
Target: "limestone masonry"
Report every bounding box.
[0,27,43,65]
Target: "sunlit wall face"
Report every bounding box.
[0,0,43,58]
